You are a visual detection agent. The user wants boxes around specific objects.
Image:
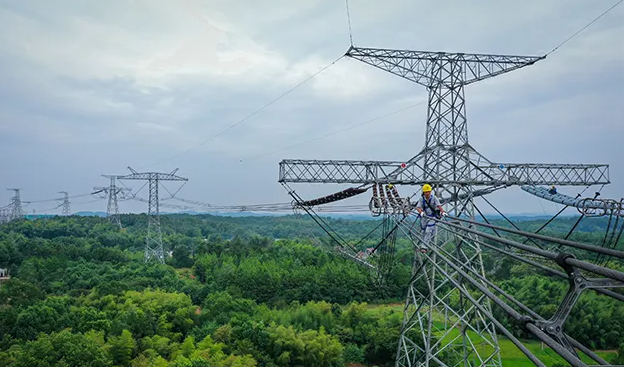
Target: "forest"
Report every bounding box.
[0,212,622,366]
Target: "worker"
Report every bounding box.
[548,185,557,195]
[415,184,446,253]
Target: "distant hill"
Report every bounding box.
[170,211,577,222]
[175,210,376,220]
[74,211,107,217]
[58,210,579,222]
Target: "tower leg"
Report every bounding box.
[106,177,122,228]
[146,176,164,263]
[396,222,501,367]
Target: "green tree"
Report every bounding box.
[611,342,624,365]
[9,329,111,367]
[110,329,136,366]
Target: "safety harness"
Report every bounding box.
[420,194,440,230]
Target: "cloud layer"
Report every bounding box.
[0,0,622,216]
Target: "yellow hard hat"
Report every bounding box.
[387,184,394,189]
[422,184,432,192]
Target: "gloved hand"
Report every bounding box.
[442,212,448,217]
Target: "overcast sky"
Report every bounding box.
[1,0,622,217]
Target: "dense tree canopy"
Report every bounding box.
[0,213,621,366]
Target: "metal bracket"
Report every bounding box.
[535,253,624,357]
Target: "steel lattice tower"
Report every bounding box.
[278,45,609,366]
[58,191,71,216]
[119,167,187,263]
[94,175,131,228]
[7,189,23,221]
[0,208,9,224]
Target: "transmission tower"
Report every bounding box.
[93,175,131,228]
[118,167,188,264]
[0,207,10,224]
[57,191,71,216]
[279,46,609,366]
[7,189,23,221]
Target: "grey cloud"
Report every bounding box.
[0,0,622,216]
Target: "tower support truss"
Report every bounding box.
[0,207,9,224]
[7,189,23,221]
[94,175,131,228]
[119,167,187,263]
[58,191,71,216]
[279,45,610,366]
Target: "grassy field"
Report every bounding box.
[434,325,615,366]
[365,303,617,366]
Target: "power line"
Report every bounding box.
[130,2,621,173]
[22,192,94,204]
[141,55,345,170]
[345,0,354,46]
[547,0,623,55]
[239,99,427,163]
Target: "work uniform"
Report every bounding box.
[416,193,441,250]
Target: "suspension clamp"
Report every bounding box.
[555,252,575,274]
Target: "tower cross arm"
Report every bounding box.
[345,46,545,86]
[476,162,610,186]
[279,159,609,186]
[118,167,188,182]
[92,186,131,192]
[278,159,417,184]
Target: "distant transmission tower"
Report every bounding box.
[119,167,188,263]
[58,191,71,216]
[7,189,23,221]
[93,175,131,228]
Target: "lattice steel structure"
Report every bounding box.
[0,207,9,224]
[7,189,23,221]
[93,175,131,228]
[58,191,71,216]
[278,45,610,367]
[402,216,624,367]
[119,167,188,263]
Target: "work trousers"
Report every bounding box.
[420,217,437,249]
